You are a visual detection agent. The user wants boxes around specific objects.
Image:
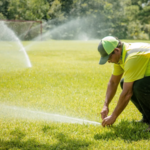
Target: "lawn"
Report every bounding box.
[0,40,150,150]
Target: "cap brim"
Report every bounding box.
[99,55,110,65]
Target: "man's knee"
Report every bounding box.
[120,78,124,89]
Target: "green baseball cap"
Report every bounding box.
[98,36,119,65]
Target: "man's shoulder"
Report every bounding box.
[125,42,150,51]
[124,42,150,62]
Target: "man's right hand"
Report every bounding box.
[101,106,109,120]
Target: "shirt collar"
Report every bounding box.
[117,43,124,64]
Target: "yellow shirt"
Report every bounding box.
[112,43,150,82]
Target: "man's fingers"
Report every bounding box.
[102,120,105,127]
[102,115,106,120]
[102,118,107,127]
[102,116,115,127]
[102,120,109,127]
[101,113,107,120]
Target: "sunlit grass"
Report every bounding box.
[0,40,150,150]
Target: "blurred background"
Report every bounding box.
[0,0,150,41]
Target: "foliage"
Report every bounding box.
[0,0,150,39]
[0,0,9,18]
[7,0,50,20]
[138,6,150,23]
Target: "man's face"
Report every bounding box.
[107,49,121,64]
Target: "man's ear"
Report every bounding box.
[114,48,120,52]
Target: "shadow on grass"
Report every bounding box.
[94,120,150,142]
[0,126,90,150]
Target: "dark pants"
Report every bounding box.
[120,77,150,123]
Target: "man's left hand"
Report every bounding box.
[102,115,116,127]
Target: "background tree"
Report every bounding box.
[0,0,150,40]
[7,0,49,20]
[0,0,10,19]
[138,4,150,39]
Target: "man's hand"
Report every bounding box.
[102,115,116,127]
[101,106,109,120]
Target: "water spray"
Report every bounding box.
[0,104,101,125]
[0,21,32,69]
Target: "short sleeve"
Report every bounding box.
[124,55,149,82]
[112,63,124,76]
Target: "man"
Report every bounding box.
[98,36,150,131]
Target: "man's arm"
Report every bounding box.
[102,81,133,127]
[101,74,123,120]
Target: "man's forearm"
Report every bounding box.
[102,91,133,127]
[104,81,118,107]
[103,74,123,107]
[101,79,133,126]
[112,91,132,119]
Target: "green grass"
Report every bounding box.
[0,40,150,150]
